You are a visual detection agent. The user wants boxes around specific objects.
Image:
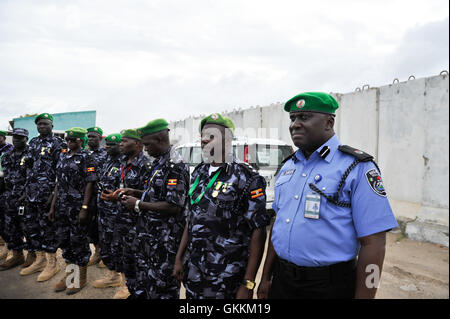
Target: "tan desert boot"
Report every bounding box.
[113,273,130,299]
[54,272,69,292]
[66,265,88,295]
[93,269,122,288]
[21,251,36,269]
[37,253,59,282]
[87,246,101,266]
[0,245,9,260]
[0,250,25,270]
[96,260,106,268]
[20,251,46,275]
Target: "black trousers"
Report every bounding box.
[269,258,357,299]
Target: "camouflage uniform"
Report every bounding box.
[134,147,189,299]
[0,146,28,251]
[97,153,124,270]
[24,134,65,253]
[113,151,150,294]
[53,149,97,266]
[0,143,14,242]
[87,147,108,246]
[184,160,271,299]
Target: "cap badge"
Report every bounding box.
[296,99,306,108]
[211,114,219,120]
[112,136,116,140]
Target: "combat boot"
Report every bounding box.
[113,273,130,299]
[37,253,59,282]
[96,260,106,268]
[66,265,88,295]
[87,246,101,266]
[54,270,69,292]
[0,245,9,260]
[21,251,36,269]
[0,250,25,270]
[19,251,46,275]
[93,269,122,288]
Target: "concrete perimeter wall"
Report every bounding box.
[169,74,449,246]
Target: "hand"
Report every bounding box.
[173,258,184,282]
[236,285,253,299]
[120,195,138,210]
[100,189,117,201]
[78,209,88,225]
[257,278,271,299]
[48,209,55,223]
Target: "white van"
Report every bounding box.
[175,137,294,211]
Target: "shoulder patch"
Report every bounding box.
[365,168,387,197]
[338,145,373,162]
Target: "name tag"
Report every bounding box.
[282,169,296,176]
[304,193,321,219]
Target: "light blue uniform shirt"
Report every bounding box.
[271,134,398,267]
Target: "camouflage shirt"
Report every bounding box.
[1,146,29,197]
[98,153,125,191]
[55,149,97,202]
[184,159,271,298]
[24,133,66,203]
[88,147,108,177]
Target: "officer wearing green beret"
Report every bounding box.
[50,127,97,294]
[85,127,107,267]
[258,92,398,299]
[174,113,272,299]
[116,119,190,298]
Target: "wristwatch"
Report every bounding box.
[242,279,255,290]
[134,200,141,213]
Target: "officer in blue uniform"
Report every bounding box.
[257,92,398,299]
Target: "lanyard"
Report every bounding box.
[189,168,222,205]
[140,162,163,201]
[120,164,133,183]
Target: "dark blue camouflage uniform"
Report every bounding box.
[53,149,97,266]
[0,143,14,242]
[87,147,108,245]
[24,134,65,253]
[113,151,150,294]
[134,147,189,299]
[0,146,28,251]
[184,160,271,299]
[97,153,124,270]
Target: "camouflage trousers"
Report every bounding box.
[26,201,57,253]
[54,202,91,267]
[2,195,25,251]
[184,261,245,299]
[0,199,6,243]
[134,234,180,299]
[97,200,119,271]
[113,209,137,294]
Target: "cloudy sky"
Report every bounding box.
[0,0,448,133]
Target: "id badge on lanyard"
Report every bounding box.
[304,193,321,219]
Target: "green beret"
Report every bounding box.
[35,113,54,124]
[87,127,103,136]
[105,133,122,143]
[120,129,141,141]
[65,127,88,139]
[137,119,169,137]
[284,92,339,114]
[0,130,7,137]
[199,113,235,132]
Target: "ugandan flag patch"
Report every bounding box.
[168,179,177,186]
[250,188,264,199]
[87,167,95,172]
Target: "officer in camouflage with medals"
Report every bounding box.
[117,119,189,299]
[0,128,29,270]
[173,113,271,299]
[93,133,124,290]
[86,126,108,267]
[19,113,66,282]
[101,129,150,299]
[50,127,97,295]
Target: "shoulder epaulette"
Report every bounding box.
[237,161,258,175]
[281,153,295,165]
[338,145,373,162]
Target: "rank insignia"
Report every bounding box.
[250,188,264,199]
[365,168,387,197]
[168,179,177,186]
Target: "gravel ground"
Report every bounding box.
[0,231,448,299]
